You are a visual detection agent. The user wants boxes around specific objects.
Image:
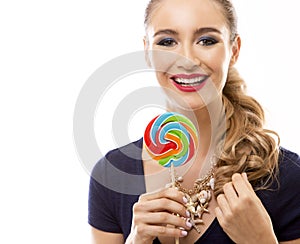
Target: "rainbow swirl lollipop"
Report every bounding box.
[144,112,198,168]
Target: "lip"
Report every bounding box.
[170,73,208,92]
[171,73,206,79]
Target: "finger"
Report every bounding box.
[242,172,248,181]
[136,224,188,238]
[139,187,186,205]
[240,173,265,208]
[140,212,192,231]
[215,206,226,228]
[223,182,239,207]
[231,173,261,208]
[242,172,253,189]
[216,194,232,214]
[134,198,189,218]
[231,173,252,197]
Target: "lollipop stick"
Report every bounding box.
[171,163,180,244]
[144,112,198,244]
[171,162,176,187]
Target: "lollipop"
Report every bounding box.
[144,112,198,168]
[144,112,198,243]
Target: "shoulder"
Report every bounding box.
[277,147,300,187]
[92,138,143,173]
[91,138,145,195]
[279,147,300,169]
[257,147,300,241]
[88,139,144,237]
[259,147,300,198]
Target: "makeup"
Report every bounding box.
[171,74,208,92]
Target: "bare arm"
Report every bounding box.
[91,227,124,244]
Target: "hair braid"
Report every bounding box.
[213,67,280,196]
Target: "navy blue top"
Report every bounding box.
[88,139,300,243]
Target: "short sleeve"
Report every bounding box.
[258,148,300,242]
[276,149,300,241]
[88,157,122,233]
[87,139,146,239]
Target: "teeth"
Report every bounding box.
[174,77,206,85]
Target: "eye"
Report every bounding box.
[197,37,218,46]
[156,38,177,47]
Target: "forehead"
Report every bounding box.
[148,0,228,32]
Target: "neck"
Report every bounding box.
[167,96,225,174]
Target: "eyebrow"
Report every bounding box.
[153,27,222,38]
[153,29,178,37]
[194,27,222,36]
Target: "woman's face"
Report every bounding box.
[144,0,240,110]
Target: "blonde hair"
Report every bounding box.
[144,0,280,195]
[214,67,280,195]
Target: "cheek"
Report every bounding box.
[205,49,225,66]
[201,48,230,77]
[149,48,178,73]
[155,72,166,84]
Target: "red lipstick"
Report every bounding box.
[170,74,208,92]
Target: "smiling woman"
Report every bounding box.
[144,0,237,112]
[88,0,300,243]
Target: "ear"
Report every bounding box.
[143,36,152,68]
[230,35,241,66]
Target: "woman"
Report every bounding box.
[89,0,300,243]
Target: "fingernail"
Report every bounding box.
[186,219,192,228]
[181,230,188,237]
[242,172,248,180]
[183,196,188,204]
[186,210,190,218]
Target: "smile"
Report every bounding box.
[173,76,207,86]
[171,74,208,92]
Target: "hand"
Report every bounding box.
[125,187,192,244]
[215,173,278,244]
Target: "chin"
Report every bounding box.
[166,95,206,111]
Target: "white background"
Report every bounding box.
[1,0,299,243]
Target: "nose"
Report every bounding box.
[176,45,200,71]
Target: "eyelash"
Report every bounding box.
[156,38,177,47]
[197,37,218,46]
[156,36,218,47]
